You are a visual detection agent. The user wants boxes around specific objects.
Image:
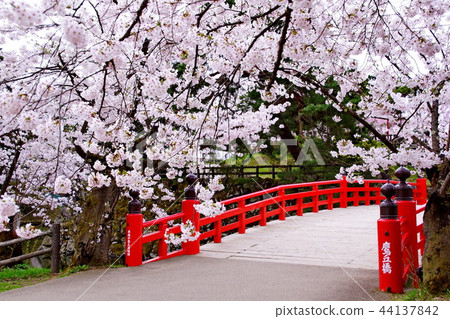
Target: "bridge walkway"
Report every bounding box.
[199,205,379,270]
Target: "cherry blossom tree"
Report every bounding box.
[0,0,448,289]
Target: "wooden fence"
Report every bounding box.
[0,224,61,273]
[179,165,341,179]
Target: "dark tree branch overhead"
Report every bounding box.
[196,2,212,27]
[430,100,440,153]
[73,144,105,164]
[206,5,281,34]
[411,136,436,154]
[441,171,450,196]
[0,149,21,196]
[119,0,149,42]
[266,7,292,91]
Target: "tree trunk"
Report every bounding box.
[278,125,302,161]
[422,190,450,293]
[72,181,121,266]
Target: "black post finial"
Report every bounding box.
[128,190,141,214]
[394,166,414,201]
[380,181,398,219]
[184,173,198,200]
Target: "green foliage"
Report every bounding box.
[0,264,50,280]
[276,164,342,184]
[225,0,236,9]
[395,288,450,301]
[0,264,51,293]
[393,85,414,96]
[62,264,88,276]
[173,62,187,78]
[232,72,378,173]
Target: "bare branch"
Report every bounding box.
[431,99,440,152]
[89,1,104,33]
[119,0,149,42]
[266,7,292,91]
[0,148,21,196]
[411,136,444,158]
[206,5,281,34]
[440,171,450,196]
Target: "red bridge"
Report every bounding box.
[126,167,427,294]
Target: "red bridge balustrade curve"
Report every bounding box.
[125,173,427,294]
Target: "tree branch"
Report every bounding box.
[89,1,104,33]
[119,0,149,42]
[0,148,21,196]
[446,123,450,152]
[411,136,435,154]
[73,144,104,164]
[440,171,450,196]
[430,99,440,153]
[206,5,281,34]
[266,7,292,91]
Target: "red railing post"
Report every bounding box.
[375,181,382,205]
[395,167,420,287]
[353,187,359,207]
[279,188,286,220]
[296,196,303,216]
[182,174,200,255]
[125,190,143,267]
[214,219,222,243]
[415,177,428,205]
[260,206,267,226]
[378,181,403,294]
[327,191,333,210]
[238,200,246,234]
[312,185,319,212]
[158,224,168,258]
[364,181,370,205]
[340,175,348,208]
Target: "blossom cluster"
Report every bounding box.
[164,220,200,246]
[0,195,19,232]
[15,223,42,239]
[54,176,72,194]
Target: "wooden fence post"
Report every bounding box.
[50,223,61,274]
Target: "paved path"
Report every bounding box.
[0,206,390,301]
[199,206,379,269]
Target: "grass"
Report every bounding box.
[0,264,51,293]
[0,263,93,293]
[394,288,450,301]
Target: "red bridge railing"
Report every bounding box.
[377,167,427,294]
[126,170,427,288]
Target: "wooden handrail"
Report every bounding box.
[0,224,60,273]
[0,230,51,248]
